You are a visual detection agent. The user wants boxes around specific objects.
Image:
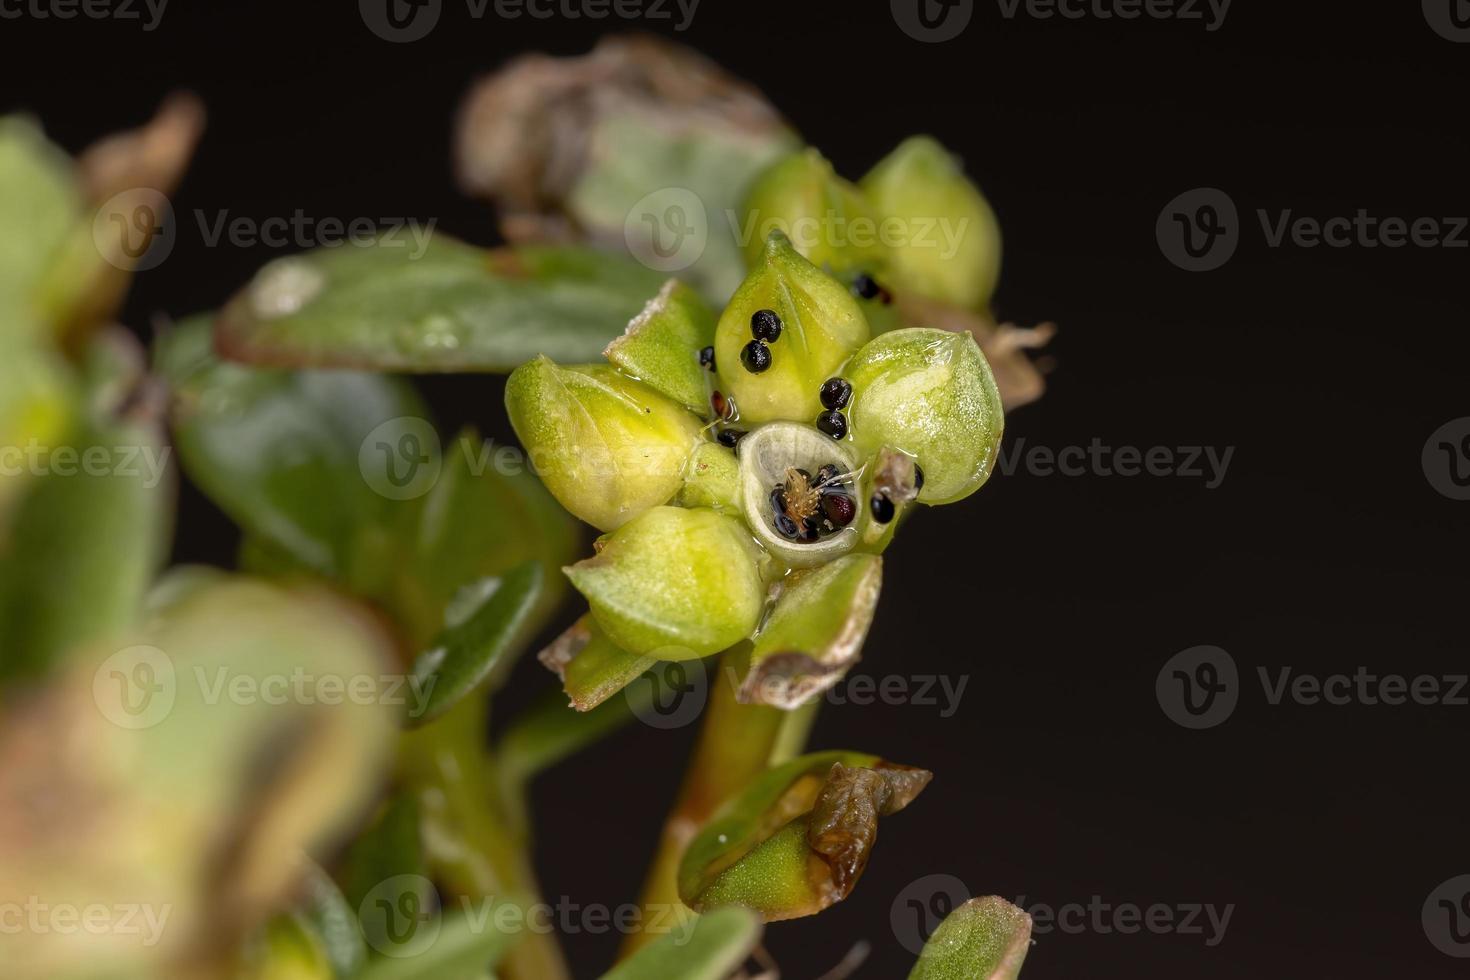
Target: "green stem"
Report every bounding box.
[400,695,570,980]
[618,649,819,959]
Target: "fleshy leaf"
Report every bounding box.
[713,232,870,424]
[598,907,762,980]
[506,357,702,532]
[679,751,931,920]
[216,236,668,372]
[740,554,882,709]
[537,615,656,711]
[604,278,718,412]
[861,136,1002,312]
[340,794,426,920]
[355,904,525,980]
[292,859,368,980]
[846,328,1004,505]
[909,897,1033,980]
[407,561,543,727]
[565,506,765,659]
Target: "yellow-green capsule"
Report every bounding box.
[860,136,1002,311]
[740,148,888,277]
[845,328,1004,505]
[506,357,702,531]
[565,506,765,660]
[714,232,870,425]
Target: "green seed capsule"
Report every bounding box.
[860,136,1002,311]
[506,357,702,531]
[845,328,1004,504]
[740,148,888,277]
[564,506,765,659]
[715,232,871,425]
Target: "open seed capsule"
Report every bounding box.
[737,421,860,568]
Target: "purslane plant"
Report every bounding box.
[0,36,1041,980]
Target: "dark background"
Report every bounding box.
[4,1,1467,977]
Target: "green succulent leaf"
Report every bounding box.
[908,897,1033,980]
[565,506,765,659]
[741,148,887,278]
[861,136,1002,312]
[293,860,368,980]
[537,615,656,712]
[340,794,427,921]
[714,232,870,425]
[407,561,544,727]
[356,904,525,980]
[157,314,429,589]
[741,554,882,709]
[679,750,931,920]
[506,358,701,532]
[846,328,1004,504]
[603,278,718,412]
[0,332,169,681]
[598,906,762,980]
[215,236,669,372]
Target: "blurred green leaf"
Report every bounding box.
[739,554,882,709]
[0,115,81,339]
[679,750,931,921]
[536,615,656,712]
[341,794,426,918]
[239,914,336,980]
[497,682,642,784]
[598,907,761,980]
[908,897,1032,980]
[407,561,543,727]
[355,904,524,980]
[0,332,170,681]
[215,237,668,372]
[294,860,369,980]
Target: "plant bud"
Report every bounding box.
[565,506,765,659]
[506,357,702,531]
[860,136,1002,311]
[715,233,870,424]
[845,329,1003,504]
[740,149,887,277]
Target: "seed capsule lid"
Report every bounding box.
[738,421,860,568]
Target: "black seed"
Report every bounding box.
[814,463,840,487]
[815,410,848,440]
[792,467,812,484]
[821,491,856,527]
[699,345,716,371]
[852,273,881,300]
[750,309,782,343]
[870,493,895,524]
[798,517,821,542]
[716,428,746,448]
[741,340,772,373]
[819,377,852,411]
[913,464,925,492]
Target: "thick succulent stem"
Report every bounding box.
[618,650,816,958]
[400,696,571,980]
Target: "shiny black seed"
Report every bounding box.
[750,309,782,343]
[798,517,821,542]
[741,340,772,373]
[913,464,925,492]
[716,428,746,448]
[815,410,848,439]
[792,467,812,484]
[852,273,881,300]
[814,463,840,487]
[870,493,895,524]
[819,377,852,411]
[821,491,856,527]
[699,345,716,371]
